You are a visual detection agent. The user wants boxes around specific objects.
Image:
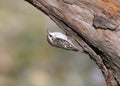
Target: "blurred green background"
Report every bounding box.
[0,0,106,86]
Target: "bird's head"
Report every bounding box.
[47,30,55,45]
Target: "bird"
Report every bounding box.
[47,30,79,51]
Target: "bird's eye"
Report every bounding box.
[49,34,52,37]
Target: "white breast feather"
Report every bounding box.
[49,32,74,45]
[50,32,68,40]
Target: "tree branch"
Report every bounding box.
[25,0,120,86]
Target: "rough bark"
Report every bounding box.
[25,0,120,86]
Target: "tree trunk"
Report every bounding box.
[25,0,120,86]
